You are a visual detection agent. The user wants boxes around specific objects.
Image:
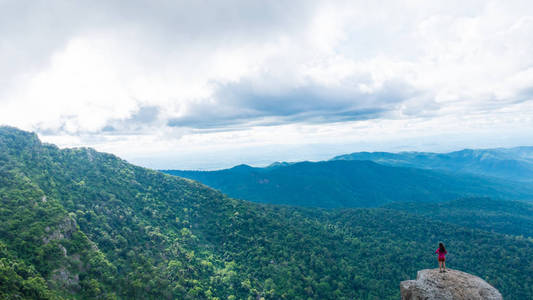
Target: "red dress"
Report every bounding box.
[435,248,447,261]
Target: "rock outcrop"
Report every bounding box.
[400,269,502,300]
[43,216,78,245]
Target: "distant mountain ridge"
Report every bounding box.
[332,147,533,182]
[163,159,533,208]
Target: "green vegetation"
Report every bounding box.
[163,160,533,208]
[1,126,533,299]
[385,197,533,238]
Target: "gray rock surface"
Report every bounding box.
[400,269,502,300]
[42,216,77,244]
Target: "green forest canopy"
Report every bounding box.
[1,126,532,299]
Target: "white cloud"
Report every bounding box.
[1,0,533,168]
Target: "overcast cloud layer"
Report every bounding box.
[1,0,533,169]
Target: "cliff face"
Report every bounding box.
[400,269,502,300]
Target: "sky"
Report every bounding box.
[1,0,533,170]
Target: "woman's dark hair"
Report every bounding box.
[439,242,446,253]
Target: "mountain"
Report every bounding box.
[332,147,533,182]
[1,126,533,299]
[163,160,533,208]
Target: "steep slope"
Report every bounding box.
[1,126,533,299]
[163,160,533,208]
[385,197,533,238]
[332,147,533,182]
[0,129,120,299]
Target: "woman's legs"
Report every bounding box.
[438,260,443,271]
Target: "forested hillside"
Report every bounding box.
[1,126,533,299]
[163,160,533,208]
[385,197,533,238]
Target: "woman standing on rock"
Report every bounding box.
[436,242,447,272]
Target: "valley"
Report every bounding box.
[1,127,532,299]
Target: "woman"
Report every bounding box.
[435,242,447,273]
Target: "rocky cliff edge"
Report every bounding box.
[400,269,502,300]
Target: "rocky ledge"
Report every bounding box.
[400,269,502,300]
